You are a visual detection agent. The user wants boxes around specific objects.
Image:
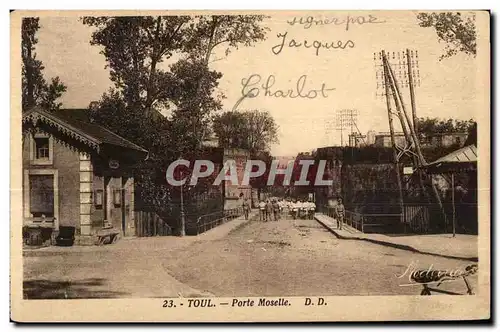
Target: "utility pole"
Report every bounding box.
[382,50,447,228]
[336,109,358,147]
[179,169,186,237]
[407,49,419,135]
[382,51,405,225]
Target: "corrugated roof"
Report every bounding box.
[423,144,477,173]
[23,107,148,154]
[430,144,477,164]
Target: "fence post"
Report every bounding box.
[361,215,364,233]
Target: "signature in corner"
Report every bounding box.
[395,261,477,287]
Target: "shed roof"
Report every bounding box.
[424,144,477,173]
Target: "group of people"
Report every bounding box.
[256,198,317,221]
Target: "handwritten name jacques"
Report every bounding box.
[271,14,385,56]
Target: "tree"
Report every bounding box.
[82,16,192,111]
[82,15,268,153]
[83,15,269,223]
[22,17,67,111]
[213,110,279,152]
[212,111,248,148]
[170,15,269,149]
[417,117,476,137]
[417,12,476,60]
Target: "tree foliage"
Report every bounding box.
[22,17,67,111]
[417,117,476,136]
[417,12,477,60]
[82,15,269,217]
[82,15,268,153]
[213,110,279,152]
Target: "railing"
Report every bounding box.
[319,205,402,233]
[345,210,365,232]
[360,213,402,233]
[403,204,430,233]
[196,207,244,235]
[320,206,364,231]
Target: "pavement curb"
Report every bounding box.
[314,216,478,262]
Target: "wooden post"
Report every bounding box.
[385,53,447,227]
[451,173,456,237]
[386,57,425,164]
[382,51,405,226]
[406,49,419,135]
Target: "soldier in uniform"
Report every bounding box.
[265,199,273,221]
[242,199,251,220]
[335,198,345,230]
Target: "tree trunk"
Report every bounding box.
[25,45,35,110]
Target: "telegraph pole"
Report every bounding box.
[382,51,405,225]
[336,109,358,147]
[406,49,419,135]
[179,169,186,237]
[381,50,447,228]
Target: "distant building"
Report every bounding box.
[366,130,377,145]
[222,148,251,210]
[372,131,469,149]
[348,133,366,147]
[420,132,469,148]
[374,132,406,148]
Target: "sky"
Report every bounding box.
[34,11,482,156]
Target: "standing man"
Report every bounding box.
[335,197,345,230]
[242,199,250,220]
[272,200,280,221]
[290,200,296,219]
[308,200,316,220]
[259,200,266,221]
[266,199,273,222]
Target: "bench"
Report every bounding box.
[95,227,121,245]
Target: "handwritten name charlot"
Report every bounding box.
[241,74,335,99]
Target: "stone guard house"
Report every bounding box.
[22,107,148,245]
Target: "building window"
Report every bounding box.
[35,137,50,159]
[30,133,53,165]
[113,189,122,206]
[29,174,54,218]
[94,189,104,208]
[23,169,59,229]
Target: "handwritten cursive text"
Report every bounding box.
[287,14,386,31]
[241,74,335,99]
[272,32,355,56]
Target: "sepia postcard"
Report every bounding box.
[10,10,490,322]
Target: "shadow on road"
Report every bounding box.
[23,278,129,299]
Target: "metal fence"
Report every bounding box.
[195,207,244,235]
[403,203,430,233]
[320,205,402,233]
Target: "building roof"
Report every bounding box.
[424,144,477,173]
[22,107,148,156]
[431,144,477,164]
